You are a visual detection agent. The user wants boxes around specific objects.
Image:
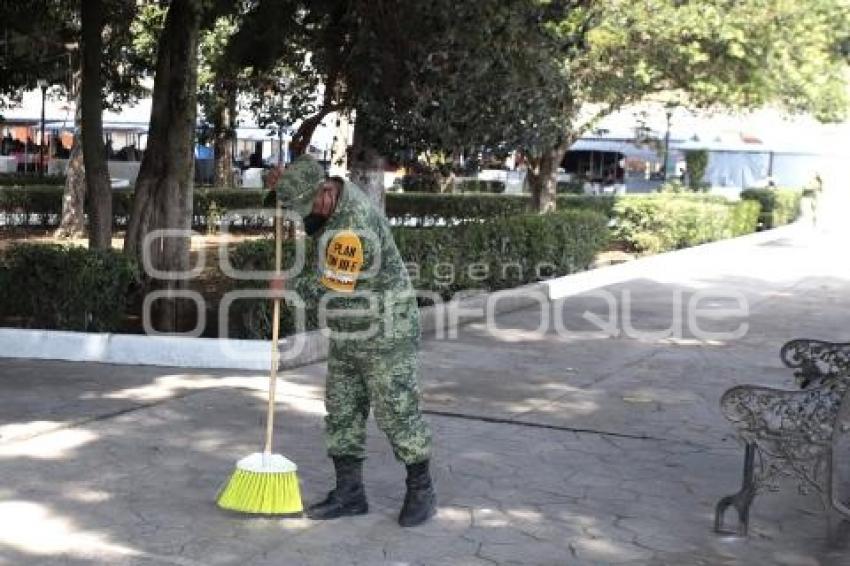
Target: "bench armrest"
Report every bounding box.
[780,339,850,388]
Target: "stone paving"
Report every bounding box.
[2,225,850,565]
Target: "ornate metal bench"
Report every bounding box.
[714,339,850,536]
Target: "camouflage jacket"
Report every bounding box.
[290,182,419,343]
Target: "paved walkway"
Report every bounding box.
[2,224,850,565]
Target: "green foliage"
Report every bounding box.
[227,210,610,337]
[728,200,763,237]
[383,192,731,226]
[0,174,66,187]
[740,188,802,229]
[347,0,849,169]
[0,186,70,226]
[0,187,269,228]
[0,0,148,110]
[571,1,849,121]
[385,193,531,226]
[556,180,584,194]
[192,189,267,217]
[0,187,773,243]
[401,172,441,194]
[657,179,711,194]
[453,180,505,194]
[656,180,689,194]
[0,244,139,331]
[393,211,609,298]
[347,0,567,154]
[610,195,761,253]
[684,151,709,190]
[226,237,320,338]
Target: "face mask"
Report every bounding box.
[302,212,327,236]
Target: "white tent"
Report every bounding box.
[675,137,835,191]
[569,138,658,160]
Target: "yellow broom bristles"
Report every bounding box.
[217,454,303,515]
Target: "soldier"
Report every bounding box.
[270,155,436,527]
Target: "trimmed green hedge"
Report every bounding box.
[386,193,530,225]
[0,173,66,186]
[226,209,610,338]
[383,192,733,226]
[394,210,609,297]
[1,186,747,231]
[0,186,269,228]
[453,179,505,193]
[557,180,584,194]
[740,188,801,229]
[0,186,68,226]
[0,244,139,331]
[223,238,313,338]
[611,198,761,253]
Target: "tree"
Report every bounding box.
[323,0,567,207]
[313,1,848,213]
[199,16,241,187]
[235,0,348,160]
[685,150,709,191]
[0,2,82,234]
[519,0,850,211]
[0,0,145,238]
[124,0,204,332]
[192,1,326,187]
[80,0,111,249]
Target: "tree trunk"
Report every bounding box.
[290,106,338,158]
[124,0,202,333]
[55,72,85,239]
[80,0,112,249]
[349,117,385,212]
[527,142,571,213]
[212,78,236,188]
[289,114,323,157]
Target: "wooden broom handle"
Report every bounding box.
[264,200,284,454]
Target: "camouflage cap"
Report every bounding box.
[274,155,325,217]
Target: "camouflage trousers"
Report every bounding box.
[324,336,432,465]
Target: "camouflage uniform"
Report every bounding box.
[279,160,431,465]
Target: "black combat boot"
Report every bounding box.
[398,460,437,527]
[307,456,368,520]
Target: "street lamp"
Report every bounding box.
[36,79,48,176]
[662,108,672,181]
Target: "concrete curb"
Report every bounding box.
[0,223,802,370]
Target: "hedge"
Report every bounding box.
[0,186,269,228]
[0,186,69,226]
[393,210,609,297]
[557,180,585,194]
[385,193,530,225]
[385,193,620,224]
[226,209,610,338]
[0,244,139,331]
[383,192,733,226]
[1,186,750,230]
[739,188,801,229]
[0,173,66,186]
[611,198,761,253]
[453,179,505,193]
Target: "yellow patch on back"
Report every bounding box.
[320,230,364,293]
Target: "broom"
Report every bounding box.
[217,201,303,515]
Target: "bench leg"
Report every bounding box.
[824,451,850,548]
[715,443,756,537]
